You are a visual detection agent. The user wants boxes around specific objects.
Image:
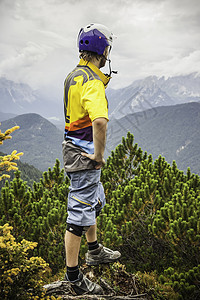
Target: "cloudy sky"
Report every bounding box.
[0,0,200,96]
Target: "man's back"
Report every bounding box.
[63,59,109,155]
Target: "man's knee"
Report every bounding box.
[66,223,90,237]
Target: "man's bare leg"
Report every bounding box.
[86,223,97,243]
[65,230,81,267]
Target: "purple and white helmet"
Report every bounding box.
[78,23,115,55]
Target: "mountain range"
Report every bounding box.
[0,77,64,125]
[0,73,200,174]
[107,72,200,119]
[1,73,200,125]
[1,101,200,175]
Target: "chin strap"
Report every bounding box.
[102,55,118,79]
[108,58,118,76]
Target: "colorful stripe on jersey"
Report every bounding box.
[65,115,93,142]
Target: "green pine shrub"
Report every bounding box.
[99,132,200,299]
[0,159,70,273]
[1,131,200,299]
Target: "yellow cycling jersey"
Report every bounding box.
[64,59,109,154]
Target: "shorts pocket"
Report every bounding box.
[67,193,96,226]
[69,194,95,211]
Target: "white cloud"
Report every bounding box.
[0,0,200,92]
[155,50,200,77]
[1,42,50,68]
[0,42,53,87]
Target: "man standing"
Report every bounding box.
[62,23,121,295]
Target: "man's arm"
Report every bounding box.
[81,117,108,169]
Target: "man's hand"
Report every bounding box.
[81,153,105,169]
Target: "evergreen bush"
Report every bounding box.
[1,130,200,299]
[0,159,70,273]
[0,223,49,299]
[99,132,200,299]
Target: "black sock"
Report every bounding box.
[67,265,79,282]
[87,240,99,251]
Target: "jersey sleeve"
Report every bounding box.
[81,80,109,122]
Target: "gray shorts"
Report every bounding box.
[66,169,106,227]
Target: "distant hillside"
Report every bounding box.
[106,102,200,175]
[0,113,63,172]
[0,111,17,122]
[1,103,199,175]
[0,152,42,188]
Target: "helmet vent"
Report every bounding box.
[85,40,89,45]
[80,40,83,45]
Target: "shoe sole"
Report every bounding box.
[86,256,121,266]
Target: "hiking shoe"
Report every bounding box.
[65,272,103,295]
[85,244,121,266]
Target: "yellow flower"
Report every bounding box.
[6,277,13,284]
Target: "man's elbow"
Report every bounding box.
[92,117,108,127]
